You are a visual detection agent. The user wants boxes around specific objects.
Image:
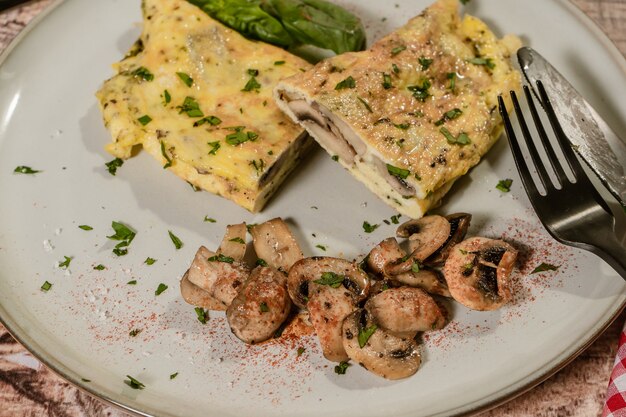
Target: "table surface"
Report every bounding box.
[1,0,625,416]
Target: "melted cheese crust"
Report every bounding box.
[96,0,312,212]
[276,0,521,218]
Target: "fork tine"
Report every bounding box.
[524,85,571,188]
[498,94,543,202]
[535,80,587,183]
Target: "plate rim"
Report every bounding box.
[0,0,624,416]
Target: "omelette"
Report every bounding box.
[96,0,313,212]
[274,0,521,218]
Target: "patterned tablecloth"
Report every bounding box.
[1,1,625,416]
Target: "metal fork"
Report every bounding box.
[498,81,626,280]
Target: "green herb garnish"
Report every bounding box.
[176,72,194,87]
[390,215,401,224]
[207,254,235,263]
[440,127,471,145]
[313,271,344,288]
[418,56,433,70]
[170,372,179,380]
[93,264,105,270]
[274,60,285,65]
[392,63,400,74]
[315,244,327,251]
[335,76,356,90]
[195,307,208,324]
[468,57,495,69]
[357,96,373,113]
[124,375,145,390]
[127,280,137,285]
[194,115,222,127]
[137,115,152,126]
[531,262,560,274]
[162,89,171,105]
[386,164,410,180]
[407,79,431,102]
[177,96,204,118]
[331,155,339,162]
[168,231,183,249]
[256,258,268,267]
[362,221,379,233]
[496,179,513,193]
[259,301,269,312]
[382,73,393,89]
[58,256,72,269]
[297,347,305,356]
[358,324,378,348]
[144,257,157,265]
[434,108,463,126]
[129,329,142,337]
[229,237,246,244]
[160,141,173,169]
[105,158,123,176]
[131,67,153,82]
[41,281,52,292]
[14,166,41,174]
[242,76,261,92]
[207,141,221,156]
[334,361,350,375]
[447,72,457,90]
[391,45,406,56]
[204,216,217,223]
[78,225,93,231]
[155,283,168,296]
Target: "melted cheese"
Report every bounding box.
[96,0,313,212]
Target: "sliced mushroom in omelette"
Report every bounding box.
[96,0,313,212]
[274,0,522,218]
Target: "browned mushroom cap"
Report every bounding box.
[217,223,247,261]
[366,238,405,275]
[287,257,370,362]
[387,215,451,275]
[250,218,303,273]
[179,272,225,311]
[226,266,292,344]
[443,237,518,311]
[185,246,251,311]
[342,309,421,380]
[365,287,446,336]
[424,213,472,267]
[391,268,451,297]
[287,257,370,309]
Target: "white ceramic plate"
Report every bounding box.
[1,1,625,416]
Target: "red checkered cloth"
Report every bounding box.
[604,324,626,417]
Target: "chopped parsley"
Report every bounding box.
[93,264,106,270]
[195,307,209,324]
[390,45,406,56]
[297,347,305,356]
[249,159,266,174]
[313,271,344,288]
[382,73,393,89]
[168,230,183,249]
[334,361,350,375]
[411,262,421,273]
[127,280,137,285]
[162,89,171,105]
[358,324,378,348]
[390,214,401,224]
[259,302,269,313]
[107,221,136,257]
[460,0,471,4]
[170,372,179,380]
[78,225,93,231]
[207,254,234,263]
[137,115,152,126]
[331,155,339,161]
[531,262,560,274]
[124,375,145,390]
[357,96,373,113]
[242,76,261,92]
[176,72,193,87]
[207,141,221,155]
[229,237,245,244]
[194,115,222,127]
[435,108,463,126]
[160,140,173,169]
[386,164,410,179]
[335,76,356,90]
[155,283,168,296]
[440,127,471,145]
[14,166,41,174]
[144,257,157,265]
[447,72,457,90]
[40,281,52,292]
[81,378,91,383]
[315,244,327,251]
[256,258,268,267]
[393,123,410,130]
[177,96,204,118]
[496,178,513,193]
[468,57,495,69]
[58,256,72,269]
[204,216,217,223]
[418,56,433,70]
[131,67,153,82]
[392,63,400,74]
[362,221,379,233]
[274,60,285,65]
[407,79,431,102]
[129,328,142,337]
[225,127,258,145]
[105,158,123,176]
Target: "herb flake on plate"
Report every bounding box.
[168,230,183,249]
[14,166,41,174]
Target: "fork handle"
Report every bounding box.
[588,232,626,280]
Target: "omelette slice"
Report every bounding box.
[274,0,521,218]
[96,0,313,212]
